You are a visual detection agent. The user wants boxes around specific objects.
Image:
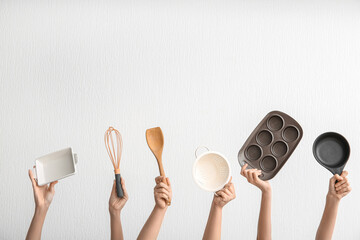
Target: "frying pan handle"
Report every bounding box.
[332,167,344,184]
[332,168,343,176]
[195,146,210,158]
[115,174,124,198]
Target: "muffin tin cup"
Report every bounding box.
[245,144,263,161]
[260,155,278,173]
[238,111,303,180]
[271,141,288,157]
[256,130,274,146]
[282,126,300,142]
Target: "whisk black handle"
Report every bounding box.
[115,173,124,198]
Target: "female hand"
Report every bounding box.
[328,171,351,201]
[109,178,128,214]
[28,169,58,210]
[241,164,271,193]
[154,176,172,209]
[213,177,236,209]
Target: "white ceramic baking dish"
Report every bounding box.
[33,148,78,186]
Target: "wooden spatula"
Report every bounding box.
[146,127,171,205]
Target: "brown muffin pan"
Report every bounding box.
[238,111,303,180]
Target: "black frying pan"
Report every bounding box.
[313,132,350,175]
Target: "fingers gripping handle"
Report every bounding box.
[115,174,124,198]
[335,173,342,184]
[333,168,344,184]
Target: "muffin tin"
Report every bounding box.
[238,111,303,180]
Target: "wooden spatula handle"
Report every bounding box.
[157,157,166,180]
[157,160,171,205]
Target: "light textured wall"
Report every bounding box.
[1,1,360,239]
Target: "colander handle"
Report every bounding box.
[195,146,210,158]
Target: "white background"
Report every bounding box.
[1,1,360,239]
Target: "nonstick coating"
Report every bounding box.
[313,132,350,174]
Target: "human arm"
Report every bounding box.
[109,178,128,240]
[26,169,58,240]
[315,171,351,240]
[137,176,172,240]
[241,164,271,240]
[202,177,236,240]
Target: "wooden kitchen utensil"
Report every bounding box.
[146,127,171,205]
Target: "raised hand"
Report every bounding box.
[213,177,236,209]
[328,171,351,201]
[26,169,58,240]
[137,176,172,240]
[109,178,128,214]
[154,176,172,209]
[241,164,271,193]
[109,178,128,240]
[316,171,351,240]
[28,169,58,210]
[202,178,235,240]
[241,164,272,240]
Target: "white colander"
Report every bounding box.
[193,146,231,192]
